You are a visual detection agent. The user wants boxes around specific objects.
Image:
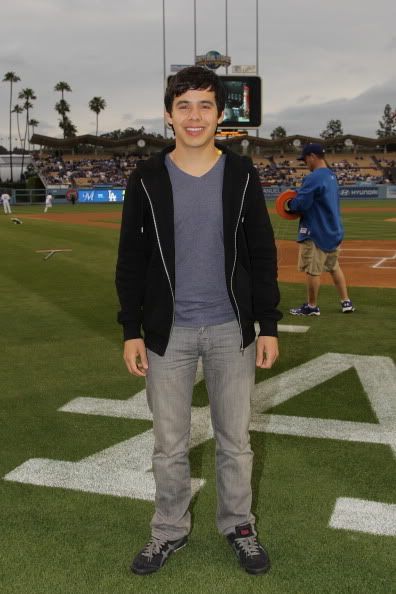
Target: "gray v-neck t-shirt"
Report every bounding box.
[165,153,236,327]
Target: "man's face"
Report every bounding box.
[304,154,316,171]
[165,88,223,149]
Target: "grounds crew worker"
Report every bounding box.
[287,143,355,316]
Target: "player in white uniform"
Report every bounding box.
[1,192,12,214]
[44,193,53,213]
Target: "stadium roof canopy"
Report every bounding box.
[30,132,396,152]
[223,133,396,150]
[30,133,170,150]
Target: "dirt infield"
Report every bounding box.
[277,240,396,288]
[23,212,121,230]
[23,211,396,288]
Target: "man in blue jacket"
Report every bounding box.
[286,143,355,316]
[116,66,282,576]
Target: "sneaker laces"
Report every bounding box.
[235,535,261,558]
[141,536,166,560]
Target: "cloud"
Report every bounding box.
[262,78,396,138]
[1,0,395,142]
[296,95,311,105]
[386,35,396,49]
[0,53,27,68]
[133,117,165,133]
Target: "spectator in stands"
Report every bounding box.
[284,143,355,316]
[31,151,388,189]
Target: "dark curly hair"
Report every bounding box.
[164,66,226,116]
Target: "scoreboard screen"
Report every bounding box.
[166,74,262,128]
[219,76,261,128]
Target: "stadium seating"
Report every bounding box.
[32,151,395,189]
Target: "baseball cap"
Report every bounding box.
[297,143,325,160]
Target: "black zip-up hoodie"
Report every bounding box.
[116,145,282,356]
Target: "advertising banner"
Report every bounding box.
[385,185,396,199]
[78,188,125,203]
[263,185,383,200]
[232,65,257,74]
[262,186,285,200]
[338,186,380,199]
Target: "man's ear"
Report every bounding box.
[164,110,172,126]
[217,111,224,125]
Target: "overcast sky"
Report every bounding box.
[1,0,395,145]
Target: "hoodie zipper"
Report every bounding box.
[140,179,175,338]
[230,173,250,353]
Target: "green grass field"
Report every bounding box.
[0,203,395,593]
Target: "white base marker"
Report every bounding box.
[36,248,72,261]
[4,428,205,501]
[4,353,395,501]
[329,497,396,536]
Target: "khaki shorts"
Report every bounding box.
[298,240,340,275]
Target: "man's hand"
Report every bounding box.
[256,336,279,369]
[123,338,148,377]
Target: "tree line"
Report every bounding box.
[2,73,107,182]
[2,70,396,183]
[270,105,396,142]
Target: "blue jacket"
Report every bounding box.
[288,167,344,251]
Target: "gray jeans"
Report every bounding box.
[146,320,256,540]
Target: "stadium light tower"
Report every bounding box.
[256,0,259,73]
[163,0,167,138]
[225,0,228,74]
[194,0,197,64]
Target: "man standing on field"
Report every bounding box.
[116,66,282,576]
[286,143,355,316]
[44,193,53,213]
[1,191,12,214]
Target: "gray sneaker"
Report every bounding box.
[227,523,270,575]
[131,535,188,575]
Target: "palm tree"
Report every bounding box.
[59,116,77,138]
[12,104,24,148]
[18,88,36,180]
[89,96,106,137]
[3,71,21,182]
[55,98,70,137]
[54,81,72,137]
[29,119,39,149]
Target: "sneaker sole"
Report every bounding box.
[245,560,271,575]
[130,539,188,576]
[342,308,355,313]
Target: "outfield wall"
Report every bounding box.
[10,184,396,204]
[262,184,396,200]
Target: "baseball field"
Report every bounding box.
[1,200,395,593]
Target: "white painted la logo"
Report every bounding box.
[4,353,396,536]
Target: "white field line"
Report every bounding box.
[339,248,396,270]
[372,253,396,269]
[329,498,396,536]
